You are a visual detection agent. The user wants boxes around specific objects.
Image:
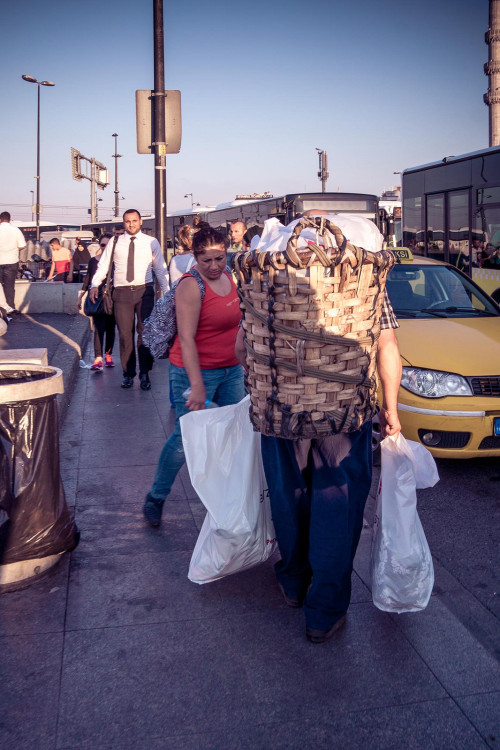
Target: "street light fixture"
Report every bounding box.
[22,74,55,241]
[184,193,200,208]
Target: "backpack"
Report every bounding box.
[142,267,205,360]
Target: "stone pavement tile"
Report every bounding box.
[187,497,206,532]
[210,560,372,616]
[73,499,198,558]
[0,556,69,636]
[0,632,63,750]
[114,697,488,750]
[56,620,261,748]
[78,435,168,468]
[80,407,167,438]
[62,477,77,508]
[390,597,500,696]
[455,692,500,749]
[229,603,446,723]
[66,549,223,630]
[76,464,157,506]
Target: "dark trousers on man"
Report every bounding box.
[0,263,18,309]
[261,421,372,631]
[112,284,155,378]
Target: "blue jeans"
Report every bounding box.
[261,422,373,631]
[150,363,245,500]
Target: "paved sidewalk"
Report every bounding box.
[0,330,499,749]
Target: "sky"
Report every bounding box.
[0,0,491,225]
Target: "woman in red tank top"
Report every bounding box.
[143,227,245,527]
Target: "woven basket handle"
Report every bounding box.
[285,217,349,268]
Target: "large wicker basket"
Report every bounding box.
[232,217,395,438]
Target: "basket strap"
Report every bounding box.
[238,291,377,349]
[244,340,375,388]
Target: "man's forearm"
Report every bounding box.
[376,329,402,411]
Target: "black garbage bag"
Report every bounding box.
[0,368,79,565]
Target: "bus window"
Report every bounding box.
[448,190,470,273]
[426,194,445,261]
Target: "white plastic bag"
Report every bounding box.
[180,395,277,584]
[371,433,439,613]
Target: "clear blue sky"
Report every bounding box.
[0,0,490,225]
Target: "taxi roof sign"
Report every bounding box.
[391,247,414,262]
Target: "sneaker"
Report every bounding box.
[143,493,164,527]
[105,353,115,367]
[90,357,103,371]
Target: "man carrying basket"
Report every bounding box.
[234,211,401,644]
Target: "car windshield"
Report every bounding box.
[386,264,500,319]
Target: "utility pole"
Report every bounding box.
[153,0,168,258]
[71,147,109,222]
[112,133,122,218]
[316,148,329,193]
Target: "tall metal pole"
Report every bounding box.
[112,133,121,218]
[153,0,168,259]
[36,84,41,240]
[90,157,96,223]
[22,76,55,239]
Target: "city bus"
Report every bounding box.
[402,146,500,302]
[82,192,384,258]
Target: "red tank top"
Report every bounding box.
[169,271,241,369]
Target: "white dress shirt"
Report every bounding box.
[0,223,26,265]
[90,231,169,293]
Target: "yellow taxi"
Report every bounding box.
[375,249,500,459]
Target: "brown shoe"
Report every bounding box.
[306,614,346,644]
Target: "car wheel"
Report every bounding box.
[372,406,382,465]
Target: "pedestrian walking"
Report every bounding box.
[0,211,26,314]
[234,211,402,644]
[143,227,245,527]
[78,233,116,371]
[88,209,169,390]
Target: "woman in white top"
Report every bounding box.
[168,224,196,285]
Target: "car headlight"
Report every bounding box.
[401,367,473,398]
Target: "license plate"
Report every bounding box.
[494,417,500,437]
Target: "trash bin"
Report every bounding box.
[0,363,79,589]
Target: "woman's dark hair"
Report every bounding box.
[99,232,113,242]
[192,227,227,255]
[177,224,194,251]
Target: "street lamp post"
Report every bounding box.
[22,75,55,241]
[112,133,122,218]
[30,190,34,221]
[184,193,200,208]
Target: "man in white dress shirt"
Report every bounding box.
[0,211,26,314]
[89,209,169,390]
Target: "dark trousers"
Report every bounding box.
[0,263,18,309]
[112,285,155,377]
[93,313,116,358]
[261,422,373,631]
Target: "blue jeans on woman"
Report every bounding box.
[149,363,245,502]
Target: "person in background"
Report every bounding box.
[47,238,73,282]
[0,211,26,315]
[72,240,91,282]
[229,220,246,251]
[143,227,244,527]
[78,233,116,371]
[88,209,169,391]
[169,225,195,285]
[87,237,101,258]
[242,225,262,251]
